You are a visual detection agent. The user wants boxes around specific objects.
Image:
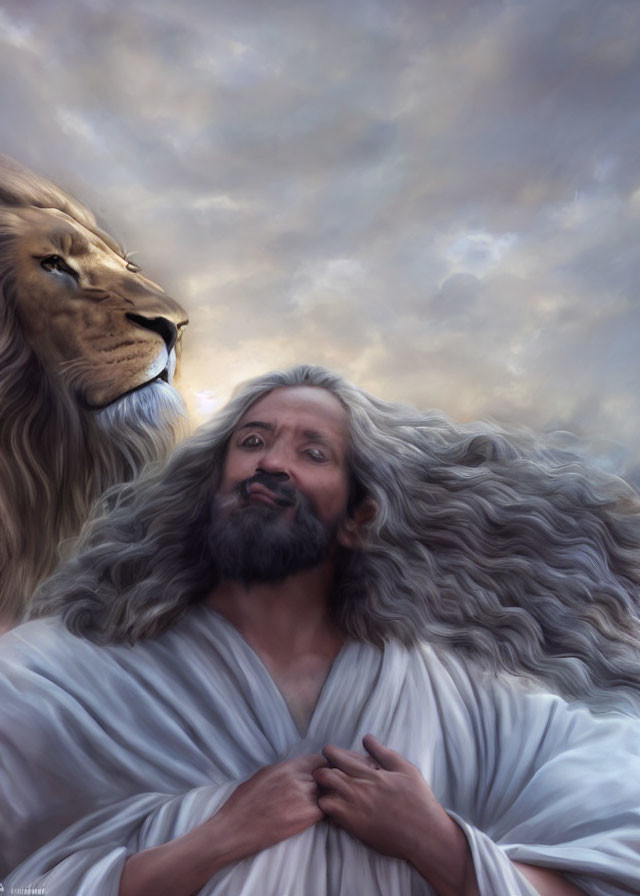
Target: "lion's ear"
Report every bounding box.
[337,497,377,549]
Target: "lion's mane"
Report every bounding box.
[0,158,187,627]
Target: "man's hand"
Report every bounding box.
[213,753,328,856]
[314,735,477,896]
[120,754,328,896]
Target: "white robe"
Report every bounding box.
[1,605,639,895]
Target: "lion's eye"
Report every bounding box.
[41,255,78,279]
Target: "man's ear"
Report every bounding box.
[337,498,378,549]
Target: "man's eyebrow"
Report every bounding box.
[301,429,333,445]
[236,421,274,432]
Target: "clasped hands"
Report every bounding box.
[213,734,473,896]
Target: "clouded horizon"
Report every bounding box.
[2,0,639,485]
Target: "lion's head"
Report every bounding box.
[0,156,190,629]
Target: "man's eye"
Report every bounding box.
[304,447,327,462]
[40,255,78,278]
[240,434,264,449]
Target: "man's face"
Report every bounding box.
[220,386,352,527]
[208,385,354,583]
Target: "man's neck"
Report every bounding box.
[206,559,343,662]
[206,562,345,734]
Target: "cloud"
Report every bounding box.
[1,0,639,484]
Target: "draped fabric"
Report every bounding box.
[1,606,639,894]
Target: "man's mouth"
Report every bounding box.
[240,477,295,508]
[246,483,278,506]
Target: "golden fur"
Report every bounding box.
[0,156,189,629]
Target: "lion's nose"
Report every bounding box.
[126,313,178,353]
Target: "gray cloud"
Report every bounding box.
[1,0,639,484]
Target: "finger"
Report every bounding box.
[341,748,379,769]
[317,792,347,822]
[295,753,329,773]
[313,765,352,794]
[362,734,405,771]
[323,744,374,777]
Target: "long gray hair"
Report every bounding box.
[31,365,640,713]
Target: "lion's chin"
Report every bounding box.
[94,379,189,445]
[83,371,170,411]
[82,347,178,411]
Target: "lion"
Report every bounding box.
[0,156,189,631]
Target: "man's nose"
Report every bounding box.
[253,438,293,479]
[256,465,290,482]
[255,457,290,481]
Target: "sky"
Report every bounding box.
[1,0,639,485]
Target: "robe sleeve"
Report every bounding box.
[2,781,240,893]
[439,659,640,896]
[0,619,240,891]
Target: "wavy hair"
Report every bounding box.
[31,365,640,713]
[0,156,186,627]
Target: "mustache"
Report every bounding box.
[236,471,297,508]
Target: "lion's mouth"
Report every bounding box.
[80,345,178,411]
[82,365,174,411]
[113,365,172,401]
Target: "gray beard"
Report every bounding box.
[206,493,337,584]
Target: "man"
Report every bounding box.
[1,365,639,895]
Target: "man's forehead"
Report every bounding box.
[236,386,349,441]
